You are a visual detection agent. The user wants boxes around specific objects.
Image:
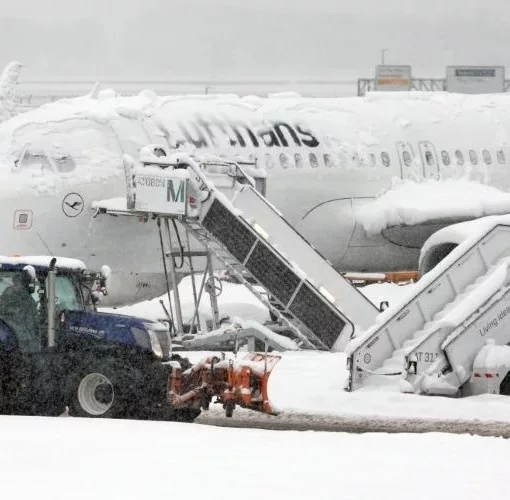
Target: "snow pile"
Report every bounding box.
[101,274,271,326]
[358,178,510,236]
[0,61,23,121]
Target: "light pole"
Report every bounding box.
[381,48,388,65]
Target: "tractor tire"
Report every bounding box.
[67,357,143,419]
[147,405,201,423]
[173,408,201,422]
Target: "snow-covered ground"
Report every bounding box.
[2,415,509,500]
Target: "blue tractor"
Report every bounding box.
[0,256,198,421]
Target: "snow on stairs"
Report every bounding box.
[377,260,510,380]
[347,223,510,392]
[402,256,510,394]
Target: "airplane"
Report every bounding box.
[2,86,510,306]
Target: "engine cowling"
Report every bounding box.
[419,242,458,275]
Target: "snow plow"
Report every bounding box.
[169,352,281,417]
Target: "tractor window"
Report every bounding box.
[54,276,83,312]
[0,271,41,352]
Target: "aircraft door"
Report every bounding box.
[396,142,419,180]
[419,141,439,179]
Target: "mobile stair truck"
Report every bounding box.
[346,216,510,398]
[92,144,380,416]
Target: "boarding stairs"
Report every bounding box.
[403,258,510,396]
[347,223,510,391]
[95,153,378,351]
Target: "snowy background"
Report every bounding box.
[2,0,510,79]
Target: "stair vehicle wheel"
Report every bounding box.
[67,357,141,419]
[225,401,235,418]
[500,371,510,395]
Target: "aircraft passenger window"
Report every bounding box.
[54,154,76,173]
[309,153,319,168]
[279,153,290,169]
[469,150,478,165]
[381,152,390,167]
[265,153,275,169]
[497,150,505,165]
[402,150,412,167]
[425,151,434,166]
[441,150,450,166]
[369,153,376,167]
[248,153,258,168]
[482,149,492,165]
[455,150,464,166]
[294,153,304,168]
[324,154,333,168]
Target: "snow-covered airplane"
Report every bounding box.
[3,87,510,305]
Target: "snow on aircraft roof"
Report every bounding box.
[0,255,87,271]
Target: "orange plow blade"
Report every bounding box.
[168,353,281,418]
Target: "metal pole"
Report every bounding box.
[188,261,210,333]
[207,252,220,329]
[164,218,184,334]
[47,257,57,348]
[185,228,201,328]
[157,218,175,334]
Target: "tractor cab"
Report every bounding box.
[0,256,106,354]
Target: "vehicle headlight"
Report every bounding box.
[131,325,163,358]
[146,328,163,359]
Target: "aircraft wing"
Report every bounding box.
[358,178,510,250]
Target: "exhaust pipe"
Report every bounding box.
[47,257,57,348]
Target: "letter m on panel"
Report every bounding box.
[167,179,185,203]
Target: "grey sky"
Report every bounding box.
[1,0,510,79]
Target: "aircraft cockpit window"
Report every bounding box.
[309,153,318,168]
[441,150,451,166]
[15,149,77,174]
[455,150,464,166]
[381,152,390,167]
[482,149,492,165]
[469,150,478,165]
[497,150,506,165]
[279,153,290,169]
[16,150,53,172]
[265,153,275,169]
[323,154,333,168]
[294,153,304,168]
[402,150,412,167]
[11,120,122,175]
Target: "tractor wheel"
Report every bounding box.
[173,408,201,422]
[67,357,142,419]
